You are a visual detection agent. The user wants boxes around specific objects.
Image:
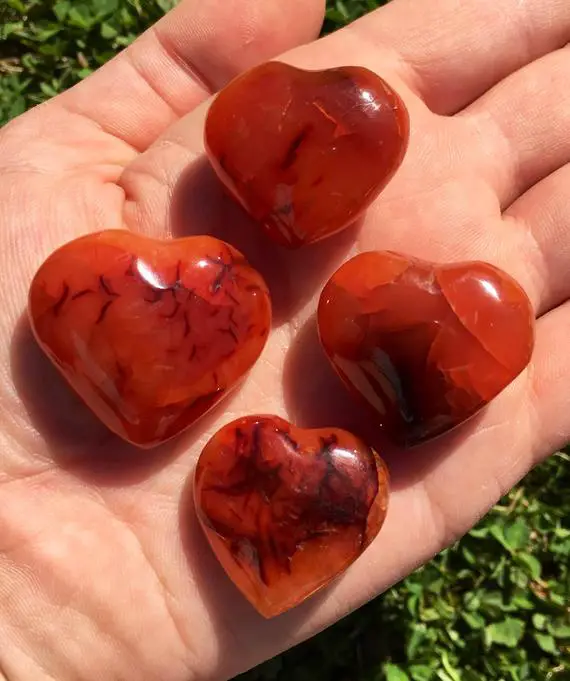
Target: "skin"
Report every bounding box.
[0,0,569,678]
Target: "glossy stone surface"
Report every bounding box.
[28,231,271,447]
[318,252,535,446]
[194,415,389,618]
[205,61,409,248]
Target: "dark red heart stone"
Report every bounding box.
[318,252,535,446]
[194,415,389,617]
[205,61,409,247]
[28,231,271,447]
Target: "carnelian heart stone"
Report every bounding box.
[318,252,535,446]
[194,415,389,618]
[205,61,409,248]
[28,231,271,447]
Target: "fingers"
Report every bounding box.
[461,46,570,209]
[55,0,324,151]
[351,0,570,115]
[462,43,570,316]
[505,164,570,315]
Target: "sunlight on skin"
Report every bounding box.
[0,0,569,679]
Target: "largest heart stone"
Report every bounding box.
[205,61,409,248]
[28,231,271,447]
[318,252,535,446]
[194,415,389,618]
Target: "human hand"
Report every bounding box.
[1,0,569,679]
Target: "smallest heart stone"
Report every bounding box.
[28,231,271,447]
[318,252,535,446]
[194,415,389,618]
[205,61,409,248]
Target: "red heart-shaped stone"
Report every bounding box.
[194,415,389,618]
[28,231,271,447]
[205,62,409,248]
[318,252,535,446]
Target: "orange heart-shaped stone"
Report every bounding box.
[194,415,389,618]
[205,62,409,248]
[318,252,535,446]
[28,231,271,447]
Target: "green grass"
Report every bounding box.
[1,1,569,679]
[0,0,177,123]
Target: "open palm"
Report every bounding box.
[1,0,569,678]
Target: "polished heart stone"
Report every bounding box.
[28,231,271,447]
[318,252,535,446]
[205,61,409,248]
[194,415,389,618]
